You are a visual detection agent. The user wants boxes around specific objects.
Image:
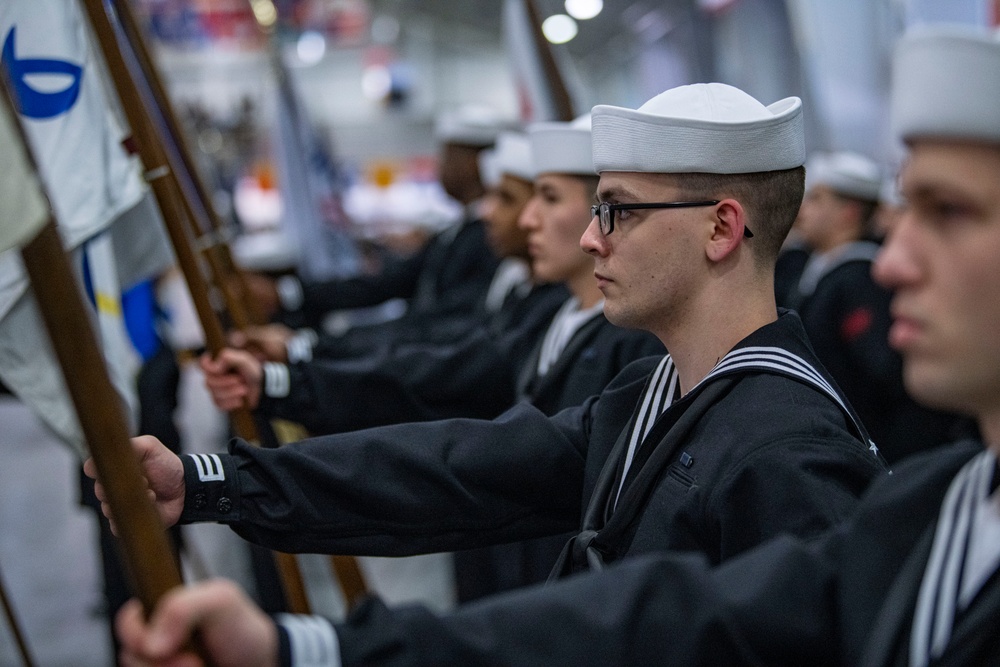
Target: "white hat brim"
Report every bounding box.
[592,95,804,174]
[892,27,1000,144]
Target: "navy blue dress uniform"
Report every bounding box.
[174,81,894,664]
[257,282,570,433]
[452,306,665,601]
[256,287,665,601]
[281,215,501,333]
[322,441,997,667]
[101,28,1000,667]
[793,239,962,463]
[179,311,881,567]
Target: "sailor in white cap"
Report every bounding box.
[103,81,884,667]
[200,131,569,434]
[455,115,665,602]
[792,151,961,463]
[234,104,508,365]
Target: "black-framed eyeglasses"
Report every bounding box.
[590,200,753,238]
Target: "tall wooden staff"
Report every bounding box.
[108,0,266,329]
[245,0,370,610]
[0,562,34,667]
[0,72,196,657]
[117,0,369,609]
[523,0,575,121]
[78,0,312,614]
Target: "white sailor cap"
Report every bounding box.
[490,131,535,182]
[478,147,501,189]
[592,83,804,174]
[434,104,510,147]
[892,26,1000,144]
[528,114,594,176]
[805,151,882,201]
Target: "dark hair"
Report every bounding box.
[673,167,806,266]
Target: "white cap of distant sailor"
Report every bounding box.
[805,151,882,202]
[528,114,594,176]
[591,82,804,174]
[434,104,510,147]
[892,26,1000,144]
[478,147,501,189]
[490,131,535,182]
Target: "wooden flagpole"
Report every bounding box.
[114,0,369,609]
[108,0,266,329]
[0,562,34,667]
[244,0,370,610]
[523,0,576,122]
[0,77,189,641]
[78,0,313,615]
[78,0,258,441]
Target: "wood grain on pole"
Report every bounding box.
[110,0,266,328]
[80,0,318,614]
[523,0,576,121]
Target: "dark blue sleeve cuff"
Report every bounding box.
[178,452,241,524]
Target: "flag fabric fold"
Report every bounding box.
[0,87,48,254]
[0,0,174,455]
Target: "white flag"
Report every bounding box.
[271,53,361,282]
[0,90,48,254]
[0,0,173,455]
[502,0,579,123]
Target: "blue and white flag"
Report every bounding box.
[270,50,360,282]
[501,0,580,123]
[0,0,173,455]
[0,88,48,253]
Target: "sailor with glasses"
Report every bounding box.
[96,82,886,667]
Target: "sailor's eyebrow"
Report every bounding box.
[596,185,641,203]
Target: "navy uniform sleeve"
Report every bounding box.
[179,453,242,524]
[258,328,519,435]
[333,532,845,666]
[179,402,591,556]
[831,263,903,397]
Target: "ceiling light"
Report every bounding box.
[542,14,578,44]
[565,0,603,20]
[296,31,326,65]
[361,65,392,100]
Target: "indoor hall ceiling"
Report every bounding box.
[370,0,697,58]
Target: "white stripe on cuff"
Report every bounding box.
[277,614,341,667]
[263,362,292,398]
[277,276,304,311]
[287,329,318,363]
[189,453,225,482]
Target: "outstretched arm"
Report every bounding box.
[115,533,843,667]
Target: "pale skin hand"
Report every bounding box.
[116,579,279,667]
[200,349,264,412]
[83,435,186,533]
[228,324,295,363]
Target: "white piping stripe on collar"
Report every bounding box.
[707,346,876,452]
[910,450,995,667]
[710,358,845,413]
[706,346,853,422]
[710,346,838,396]
[615,343,877,509]
[615,356,678,507]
